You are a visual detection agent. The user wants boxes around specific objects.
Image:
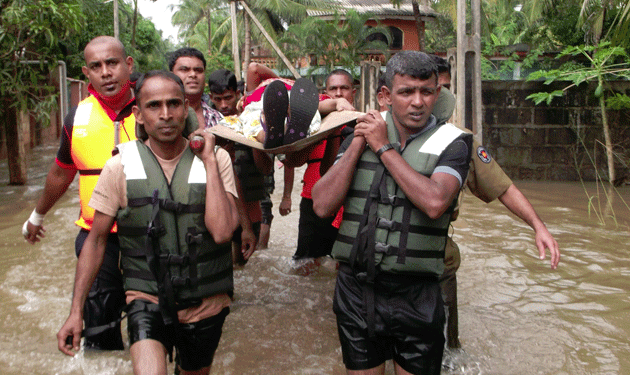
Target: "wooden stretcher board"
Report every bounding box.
[207,111,362,154]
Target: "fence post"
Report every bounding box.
[456,0,482,143]
[5,106,29,184]
[359,61,381,113]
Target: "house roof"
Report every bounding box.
[308,0,438,19]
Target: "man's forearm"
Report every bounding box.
[252,149,273,175]
[312,136,365,218]
[283,166,294,199]
[35,163,77,215]
[498,184,546,231]
[379,149,461,219]
[233,175,253,231]
[204,155,239,242]
[498,183,560,269]
[320,132,342,176]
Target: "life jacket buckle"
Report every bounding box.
[376,218,395,230]
[147,222,166,237]
[170,276,190,287]
[380,195,398,205]
[186,232,204,245]
[374,242,391,254]
[162,254,189,266]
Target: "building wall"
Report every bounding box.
[365,19,420,51]
[482,80,630,182]
[380,19,419,51]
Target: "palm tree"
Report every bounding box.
[279,10,391,74]
[171,0,224,53]
[520,0,630,48]
[171,0,335,73]
[576,0,630,46]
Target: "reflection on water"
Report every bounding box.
[1,143,629,374]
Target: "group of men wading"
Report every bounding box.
[22,35,560,375]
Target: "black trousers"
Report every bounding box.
[293,197,338,259]
[75,229,125,350]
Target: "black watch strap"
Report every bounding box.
[376,143,395,158]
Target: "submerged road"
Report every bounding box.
[1,142,629,374]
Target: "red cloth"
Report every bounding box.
[301,141,326,199]
[243,78,294,109]
[87,82,134,121]
[243,78,330,109]
[332,207,344,229]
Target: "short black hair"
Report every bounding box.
[207,69,238,94]
[129,71,142,90]
[385,51,438,89]
[325,69,354,88]
[431,54,451,76]
[377,74,386,92]
[167,47,206,71]
[135,70,184,105]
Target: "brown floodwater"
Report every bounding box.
[1,142,629,374]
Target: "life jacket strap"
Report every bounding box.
[81,300,161,338]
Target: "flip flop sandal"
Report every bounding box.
[262,80,289,148]
[284,78,319,145]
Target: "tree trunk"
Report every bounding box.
[412,0,425,51]
[5,105,28,185]
[207,9,212,54]
[131,0,138,47]
[243,11,251,77]
[599,90,615,185]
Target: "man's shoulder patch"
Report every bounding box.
[476,146,492,163]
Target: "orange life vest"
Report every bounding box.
[71,95,136,231]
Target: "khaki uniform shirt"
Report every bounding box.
[451,138,513,221]
[465,138,513,203]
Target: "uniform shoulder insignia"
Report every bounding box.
[476,145,492,163]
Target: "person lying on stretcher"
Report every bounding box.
[218,63,354,149]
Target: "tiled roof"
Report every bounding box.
[308,0,438,18]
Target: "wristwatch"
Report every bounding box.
[376,143,395,158]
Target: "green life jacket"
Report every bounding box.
[233,144,266,202]
[115,140,233,306]
[332,112,471,277]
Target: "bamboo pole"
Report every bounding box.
[239,1,300,79]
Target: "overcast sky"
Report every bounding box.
[137,0,180,43]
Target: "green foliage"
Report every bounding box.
[526,90,565,105]
[425,14,456,53]
[607,92,630,109]
[171,0,335,70]
[0,0,171,132]
[541,1,585,46]
[527,41,630,202]
[525,42,630,103]
[127,17,170,71]
[0,0,83,123]
[206,47,235,73]
[62,0,169,79]
[171,0,225,53]
[278,10,390,76]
